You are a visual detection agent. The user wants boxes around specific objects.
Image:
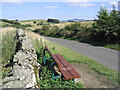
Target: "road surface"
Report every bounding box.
[45,37,119,71]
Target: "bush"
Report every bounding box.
[33,21,36,24]
[37,22,50,26]
[2,24,13,27]
[21,24,32,28]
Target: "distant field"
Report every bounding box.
[0,21,13,26]
[20,19,46,22]
[0,19,95,30]
[52,21,95,28]
[19,20,95,30]
[20,19,50,30]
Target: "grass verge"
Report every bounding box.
[45,41,119,87]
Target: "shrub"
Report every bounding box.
[21,24,32,28]
[33,21,36,24]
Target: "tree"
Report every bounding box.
[92,6,119,43]
[33,21,36,24]
[47,18,59,23]
[15,19,19,21]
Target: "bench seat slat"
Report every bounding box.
[55,54,81,78]
[52,55,73,80]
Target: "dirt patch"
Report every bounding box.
[71,63,117,88]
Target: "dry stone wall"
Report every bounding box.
[2,29,41,88]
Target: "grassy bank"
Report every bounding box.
[1,28,17,64]
[1,27,17,78]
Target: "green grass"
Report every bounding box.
[1,30,17,79]
[2,31,17,64]
[45,41,119,86]
[32,39,44,65]
[37,66,84,88]
[104,44,120,51]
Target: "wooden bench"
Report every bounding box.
[43,46,81,81]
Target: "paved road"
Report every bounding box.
[45,37,119,71]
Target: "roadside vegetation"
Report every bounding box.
[33,6,120,51]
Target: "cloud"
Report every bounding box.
[45,6,58,9]
[1,0,23,4]
[65,0,88,2]
[71,2,95,7]
[109,1,117,6]
[66,0,95,7]
[100,1,118,7]
[100,4,106,7]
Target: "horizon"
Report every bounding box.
[1,1,119,21]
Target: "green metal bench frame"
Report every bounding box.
[43,48,61,80]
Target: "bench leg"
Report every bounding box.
[43,48,46,65]
[44,56,52,65]
[52,73,61,80]
[44,56,46,65]
[51,62,61,80]
[72,78,75,82]
[43,48,52,65]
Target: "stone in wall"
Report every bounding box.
[2,29,41,88]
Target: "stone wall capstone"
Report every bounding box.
[2,29,41,88]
